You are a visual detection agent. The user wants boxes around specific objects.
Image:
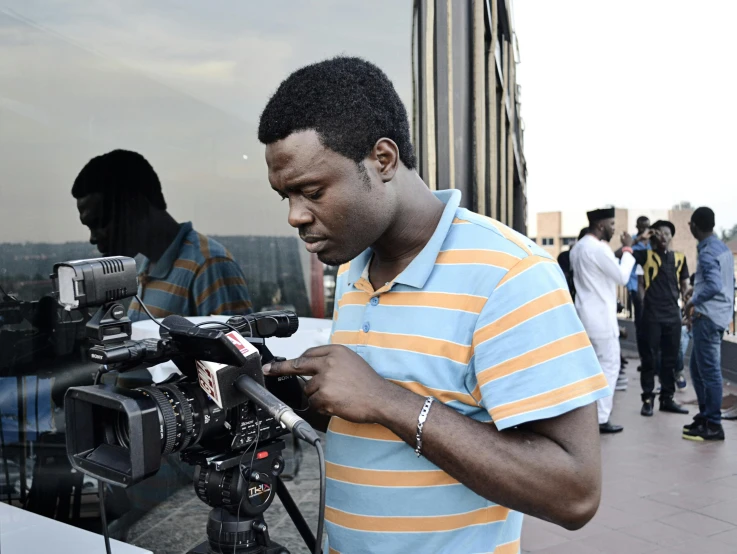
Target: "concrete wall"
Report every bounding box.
[536,211,562,257]
[667,208,697,271]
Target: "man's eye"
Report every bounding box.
[304,190,322,200]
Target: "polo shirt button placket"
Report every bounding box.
[370,297,379,306]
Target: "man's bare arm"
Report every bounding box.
[373,383,602,530]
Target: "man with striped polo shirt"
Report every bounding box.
[260,57,608,554]
[73,149,253,320]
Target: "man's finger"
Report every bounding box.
[263,355,321,376]
[300,345,335,358]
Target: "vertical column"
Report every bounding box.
[499,40,508,224]
[473,0,486,214]
[489,0,499,220]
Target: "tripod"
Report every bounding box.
[185,440,319,554]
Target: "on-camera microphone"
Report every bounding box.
[159,315,319,445]
[235,374,319,445]
[227,311,299,338]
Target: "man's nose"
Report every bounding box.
[287,198,314,229]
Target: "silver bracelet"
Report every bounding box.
[415,397,435,457]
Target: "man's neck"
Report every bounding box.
[139,210,181,264]
[368,172,445,288]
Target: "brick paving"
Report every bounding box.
[128,350,737,553]
[521,351,737,554]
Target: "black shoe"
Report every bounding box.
[683,415,706,432]
[641,399,654,417]
[682,421,725,442]
[599,422,624,434]
[660,398,689,414]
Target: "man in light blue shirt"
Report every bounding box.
[627,217,650,361]
[683,207,735,441]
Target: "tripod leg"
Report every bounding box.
[275,477,318,553]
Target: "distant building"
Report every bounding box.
[530,208,698,270]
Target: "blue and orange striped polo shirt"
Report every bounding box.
[325,190,609,554]
[128,222,252,321]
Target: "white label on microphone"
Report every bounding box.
[225,331,259,360]
[196,359,225,409]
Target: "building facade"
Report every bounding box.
[413,0,527,233]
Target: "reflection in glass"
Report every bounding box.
[0,1,411,546]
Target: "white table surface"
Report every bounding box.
[0,502,152,553]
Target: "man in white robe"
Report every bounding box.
[570,208,636,433]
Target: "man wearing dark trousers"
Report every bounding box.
[683,207,735,441]
[630,221,690,417]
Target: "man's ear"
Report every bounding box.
[369,138,400,183]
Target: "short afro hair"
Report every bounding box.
[258,56,416,170]
[691,207,715,233]
[72,149,166,209]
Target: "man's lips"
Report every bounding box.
[301,236,328,254]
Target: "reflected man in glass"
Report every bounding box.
[73,149,252,320]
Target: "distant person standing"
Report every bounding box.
[571,208,636,433]
[683,207,735,441]
[557,227,590,301]
[73,149,253,320]
[627,216,650,364]
[628,221,690,417]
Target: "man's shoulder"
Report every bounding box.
[182,229,237,267]
[450,208,549,261]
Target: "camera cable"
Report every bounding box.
[233,419,261,554]
[134,295,171,332]
[314,438,326,554]
[94,368,114,554]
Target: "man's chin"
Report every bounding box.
[317,252,351,267]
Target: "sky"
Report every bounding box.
[513,0,737,238]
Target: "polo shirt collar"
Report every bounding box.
[346,189,461,290]
[140,221,193,279]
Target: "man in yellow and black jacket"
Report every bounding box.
[631,220,691,417]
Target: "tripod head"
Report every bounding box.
[185,440,289,553]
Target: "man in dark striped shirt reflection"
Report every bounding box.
[73,149,253,320]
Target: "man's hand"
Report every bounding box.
[684,300,695,330]
[263,345,391,424]
[621,232,634,248]
[638,229,653,242]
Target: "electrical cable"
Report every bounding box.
[195,320,242,335]
[234,419,261,554]
[134,295,170,331]
[99,480,113,554]
[314,439,326,554]
[92,368,113,554]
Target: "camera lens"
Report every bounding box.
[114,412,131,448]
[137,382,227,456]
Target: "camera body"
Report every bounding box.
[54,257,299,488]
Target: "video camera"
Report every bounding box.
[53,257,324,554]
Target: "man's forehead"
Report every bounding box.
[77,192,104,212]
[265,130,337,184]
